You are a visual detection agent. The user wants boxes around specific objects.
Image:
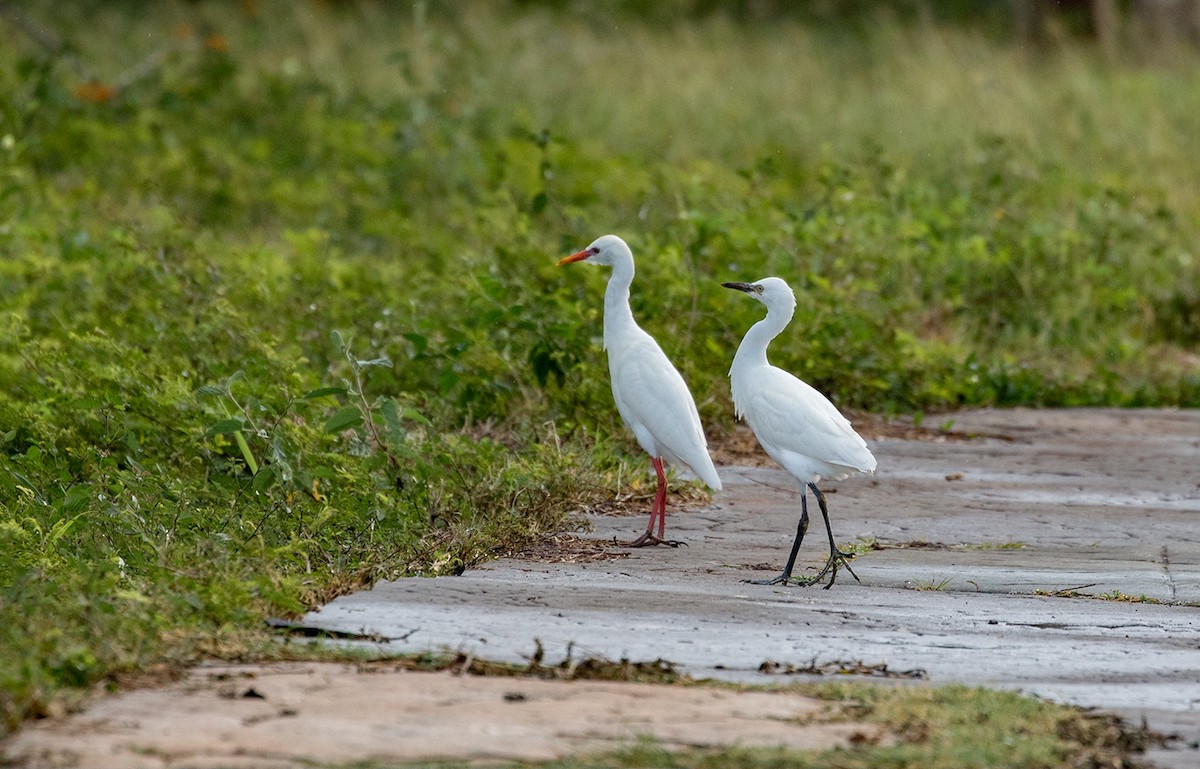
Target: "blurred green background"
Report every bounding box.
[1,0,1198,735]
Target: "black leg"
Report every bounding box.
[778,491,810,580]
[745,486,810,585]
[808,482,861,589]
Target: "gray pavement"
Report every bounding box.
[305,408,1200,767]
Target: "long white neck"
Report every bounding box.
[731,300,793,374]
[602,252,638,349]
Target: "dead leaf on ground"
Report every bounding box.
[759,658,928,680]
[509,533,631,564]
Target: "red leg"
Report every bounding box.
[620,456,684,548]
[641,489,659,538]
[652,457,668,539]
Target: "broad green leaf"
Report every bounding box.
[206,419,244,436]
[323,407,363,434]
[402,332,428,355]
[60,487,92,515]
[301,386,348,400]
[402,407,431,426]
[379,398,405,448]
[251,465,277,492]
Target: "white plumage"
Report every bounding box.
[724,277,874,587]
[560,235,721,547]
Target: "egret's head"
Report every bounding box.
[557,234,631,268]
[722,277,796,312]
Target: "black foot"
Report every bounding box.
[744,548,861,589]
[744,573,790,586]
[812,548,862,590]
[619,532,687,548]
[742,572,823,587]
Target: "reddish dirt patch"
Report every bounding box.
[7,664,879,768]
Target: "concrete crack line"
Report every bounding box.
[1161,545,1177,602]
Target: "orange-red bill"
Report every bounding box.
[557,250,591,266]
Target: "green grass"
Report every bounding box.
[963,542,1027,550]
[388,680,1148,769]
[908,578,954,592]
[1,0,1199,738]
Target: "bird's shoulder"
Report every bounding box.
[608,331,680,383]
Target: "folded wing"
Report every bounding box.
[609,334,723,490]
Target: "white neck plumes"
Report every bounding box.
[730,286,796,375]
[601,241,639,350]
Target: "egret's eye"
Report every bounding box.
[754,284,764,294]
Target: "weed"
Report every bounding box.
[909,578,954,591]
[882,540,1025,551]
[1096,591,1163,604]
[844,536,882,556]
[963,541,1026,550]
[1036,588,1165,604]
